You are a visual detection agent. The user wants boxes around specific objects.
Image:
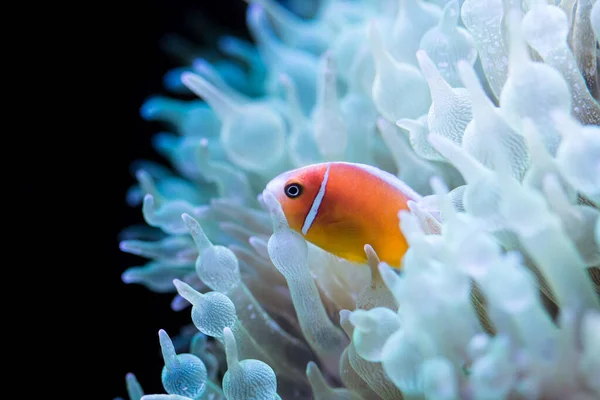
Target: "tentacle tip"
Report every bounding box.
[261,190,282,215]
[416,49,429,64]
[441,0,460,20]
[364,244,380,264]
[339,309,352,323]
[172,278,184,290]
[248,2,265,19]
[143,193,154,203]
[121,271,136,284]
[135,168,151,182]
[139,96,162,120]
[192,58,210,73]
[180,71,196,84]
[180,72,207,93]
[118,241,130,252]
[181,212,193,224]
[407,200,419,212]
[223,326,235,345]
[306,361,317,374]
[139,106,154,121]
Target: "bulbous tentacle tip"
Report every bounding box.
[415,49,451,88]
[121,270,137,284]
[134,168,151,183]
[247,2,266,26]
[181,72,241,120]
[140,96,179,121]
[364,244,382,276]
[415,49,429,67]
[222,326,240,369]
[172,278,184,291]
[118,240,132,253]
[261,190,277,210]
[306,361,332,393]
[339,309,351,321]
[180,71,198,87]
[125,372,144,400]
[439,0,460,30]
[172,279,203,306]
[348,309,375,333]
[180,212,195,227]
[305,360,317,375]
[364,243,377,260]
[262,190,290,231]
[191,58,210,74]
[142,192,155,208]
[159,329,180,370]
[139,98,158,120]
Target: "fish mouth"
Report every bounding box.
[260,173,287,210]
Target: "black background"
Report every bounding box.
[107,1,249,398]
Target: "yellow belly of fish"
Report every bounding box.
[304,219,408,268]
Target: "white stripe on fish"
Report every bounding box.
[302,163,331,235]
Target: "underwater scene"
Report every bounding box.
[115,0,600,399]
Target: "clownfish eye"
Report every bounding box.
[284,183,303,198]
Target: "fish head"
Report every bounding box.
[264,163,330,235]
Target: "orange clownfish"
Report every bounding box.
[264,162,422,268]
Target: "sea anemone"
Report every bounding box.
[116,0,600,399]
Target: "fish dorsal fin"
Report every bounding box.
[335,162,423,202]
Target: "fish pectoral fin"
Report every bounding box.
[325,218,363,239]
[318,219,369,263]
